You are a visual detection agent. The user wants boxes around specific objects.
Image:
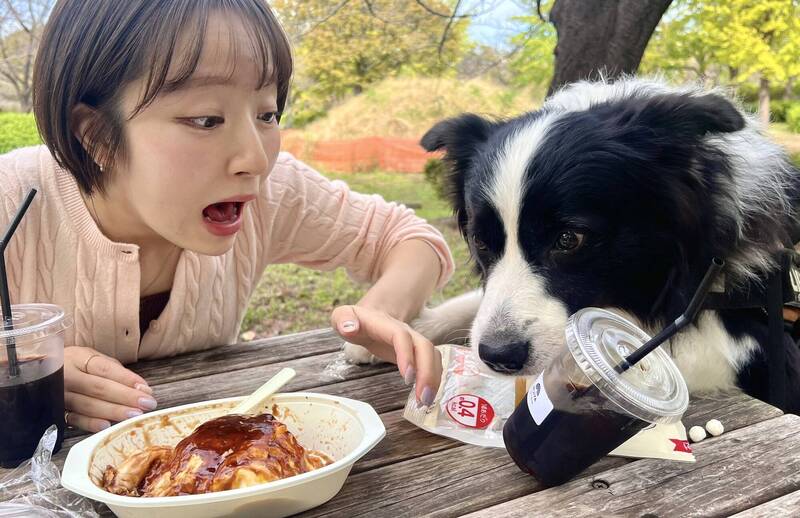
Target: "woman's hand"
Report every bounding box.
[64,346,157,432]
[332,305,442,407]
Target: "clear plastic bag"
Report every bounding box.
[404,345,527,448]
[0,425,99,517]
[404,345,696,462]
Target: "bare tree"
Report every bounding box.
[0,0,53,112]
[547,0,673,96]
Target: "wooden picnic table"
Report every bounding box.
[3,328,800,516]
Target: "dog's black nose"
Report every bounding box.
[478,341,529,373]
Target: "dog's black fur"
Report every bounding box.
[420,78,800,413]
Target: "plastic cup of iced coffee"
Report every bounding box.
[503,307,689,487]
[0,304,71,467]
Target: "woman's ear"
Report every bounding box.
[71,103,109,170]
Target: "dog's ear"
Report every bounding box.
[421,114,497,233]
[629,93,745,138]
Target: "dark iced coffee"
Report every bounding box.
[0,304,70,467]
[503,308,688,487]
[0,357,65,467]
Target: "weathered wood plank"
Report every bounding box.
[730,489,800,517]
[129,328,342,385]
[299,391,782,518]
[354,409,461,474]
[300,443,541,517]
[148,351,395,409]
[682,390,783,432]
[463,414,800,518]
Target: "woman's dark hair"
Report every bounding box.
[33,0,292,194]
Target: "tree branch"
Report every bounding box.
[298,0,353,38]
[536,0,548,23]
[2,0,31,33]
[437,0,464,58]
[414,0,475,19]
[362,0,392,24]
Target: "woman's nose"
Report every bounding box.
[229,121,272,177]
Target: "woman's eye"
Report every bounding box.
[187,116,223,129]
[554,230,585,252]
[259,111,280,124]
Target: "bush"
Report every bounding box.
[0,113,41,154]
[787,103,800,133]
[741,99,795,123]
[423,158,448,201]
[771,100,791,123]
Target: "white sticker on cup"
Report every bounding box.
[527,372,553,425]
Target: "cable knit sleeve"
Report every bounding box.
[257,153,454,289]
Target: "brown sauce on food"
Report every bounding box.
[102,413,331,497]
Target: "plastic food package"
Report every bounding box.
[0,425,99,517]
[404,345,695,462]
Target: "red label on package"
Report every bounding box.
[446,394,495,429]
[669,438,692,453]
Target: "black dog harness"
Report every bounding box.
[702,248,800,410]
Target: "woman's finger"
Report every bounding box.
[83,353,148,389]
[409,330,441,406]
[65,346,150,390]
[65,410,111,434]
[331,305,361,335]
[390,326,416,385]
[66,371,157,410]
[65,391,144,424]
[333,306,396,361]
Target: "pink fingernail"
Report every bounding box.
[421,386,435,407]
[125,409,143,419]
[135,383,153,394]
[403,366,416,386]
[97,421,111,431]
[138,397,157,410]
[341,321,357,332]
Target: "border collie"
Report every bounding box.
[346,77,800,413]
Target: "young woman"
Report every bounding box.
[0,0,452,432]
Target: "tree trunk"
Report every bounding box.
[547,0,673,97]
[759,76,770,126]
[18,91,32,113]
[786,77,796,100]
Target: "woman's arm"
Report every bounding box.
[260,154,455,406]
[357,238,442,322]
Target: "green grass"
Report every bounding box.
[325,170,453,221]
[0,112,41,153]
[242,172,477,338]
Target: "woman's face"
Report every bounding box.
[102,13,281,255]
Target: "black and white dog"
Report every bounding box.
[347,77,800,413]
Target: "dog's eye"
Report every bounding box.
[554,230,585,252]
[472,236,489,252]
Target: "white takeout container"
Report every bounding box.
[61,393,385,518]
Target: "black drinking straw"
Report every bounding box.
[1,188,37,377]
[616,257,725,373]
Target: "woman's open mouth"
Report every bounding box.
[202,196,255,236]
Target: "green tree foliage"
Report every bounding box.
[273,0,470,126]
[642,0,800,123]
[507,1,556,89]
[787,103,800,133]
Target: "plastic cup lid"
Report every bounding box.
[0,303,71,342]
[565,308,689,424]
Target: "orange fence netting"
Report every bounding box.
[282,131,441,173]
